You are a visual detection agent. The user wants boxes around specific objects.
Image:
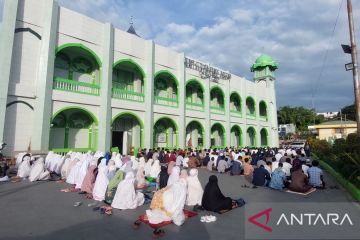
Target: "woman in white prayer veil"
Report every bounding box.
[186,168,203,206]
[144,159,153,177]
[60,153,72,179]
[75,153,92,189]
[66,158,81,185]
[16,154,31,178]
[111,171,144,210]
[149,160,161,178]
[44,151,54,169]
[138,155,146,169]
[29,158,49,182]
[145,177,188,226]
[131,155,139,170]
[92,158,109,201]
[16,152,28,167]
[167,166,180,186]
[114,153,122,169]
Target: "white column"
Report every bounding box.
[269,77,279,147]
[225,80,231,147]
[178,53,186,149]
[98,23,114,152]
[204,81,211,148]
[0,0,18,143]
[144,40,155,149]
[31,0,59,151]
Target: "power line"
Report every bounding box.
[311,0,344,110]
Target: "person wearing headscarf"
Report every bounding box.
[207,157,214,171]
[180,169,188,179]
[135,167,147,189]
[75,154,92,189]
[158,166,169,189]
[145,177,188,226]
[29,157,50,182]
[144,159,153,177]
[201,175,235,213]
[138,154,146,169]
[104,169,124,205]
[80,157,102,196]
[16,154,31,179]
[111,172,145,210]
[60,153,72,179]
[66,158,82,185]
[107,160,117,180]
[16,152,28,167]
[92,158,109,201]
[167,161,176,175]
[167,166,180,186]
[149,160,161,178]
[114,153,122,169]
[186,169,203,206]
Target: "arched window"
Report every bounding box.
[246,97,256,119]
[154,71,178,107]
[186,80,204,111]
[210,87,225,114]
[259,101,268,120]
[112,59,145,102]
[54,44,101,95]
[230,92,242,116]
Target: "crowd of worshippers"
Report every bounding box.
[5,149,246,227]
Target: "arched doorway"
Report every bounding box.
[154,71,178,107]
[112,59,145,102]
[49,107,98,151]
[230,125,242,147]
[246,97,256,118]
[186,121,204,148]
[54,43,101,95]
[153,117,178,149]
[211,123,225,147]
[112,112,143,155]
[246,127,256,147]
[260,128,268,146]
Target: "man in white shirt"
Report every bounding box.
[282,158,292,178]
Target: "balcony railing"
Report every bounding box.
[230,109,242,117]
[112,88,144,102]
[154,96,178,107]
[210,106,225,114]
[246,113,256,119]
[53,77,100,96]
[186,101,204,111]
[259,115,268,121]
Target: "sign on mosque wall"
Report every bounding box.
[184,57,231,82]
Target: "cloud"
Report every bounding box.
[58,0,360,112]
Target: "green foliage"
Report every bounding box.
[277,106,324,132]
[310,134,360,188]
[339,104,356,121]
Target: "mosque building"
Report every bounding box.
[0,0,279,156]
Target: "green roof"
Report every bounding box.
[251,54,278,71]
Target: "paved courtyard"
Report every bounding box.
[0,169,359,240]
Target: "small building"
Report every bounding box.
[316,112,338,120]
[278,124,296,137]
[311,120,357,141]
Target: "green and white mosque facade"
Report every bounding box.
[0,0,279,156]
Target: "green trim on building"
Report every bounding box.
[186,120,205,148]
[111,111,145,148]
[55,43,102,67]
[246,96,256,118]
[210,122,226,148]
[246,126,257,147]
[113,58,146,79]
[51,106,99,125]
[260,128,269,147]
[231,124,243,147]
[259,100,268,120]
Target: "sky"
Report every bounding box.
[1,0,360,114]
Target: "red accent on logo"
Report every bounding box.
[248,208,273,232]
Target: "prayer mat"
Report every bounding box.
[285,188,316,195]
[136,209,197,229]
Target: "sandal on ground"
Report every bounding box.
[152,229,165,239]
[73,202,82,207]
[133,220,141,229]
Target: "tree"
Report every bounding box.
[339,104,356,121]
[277,106,320,132]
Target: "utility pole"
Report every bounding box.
[347,0,360,135]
